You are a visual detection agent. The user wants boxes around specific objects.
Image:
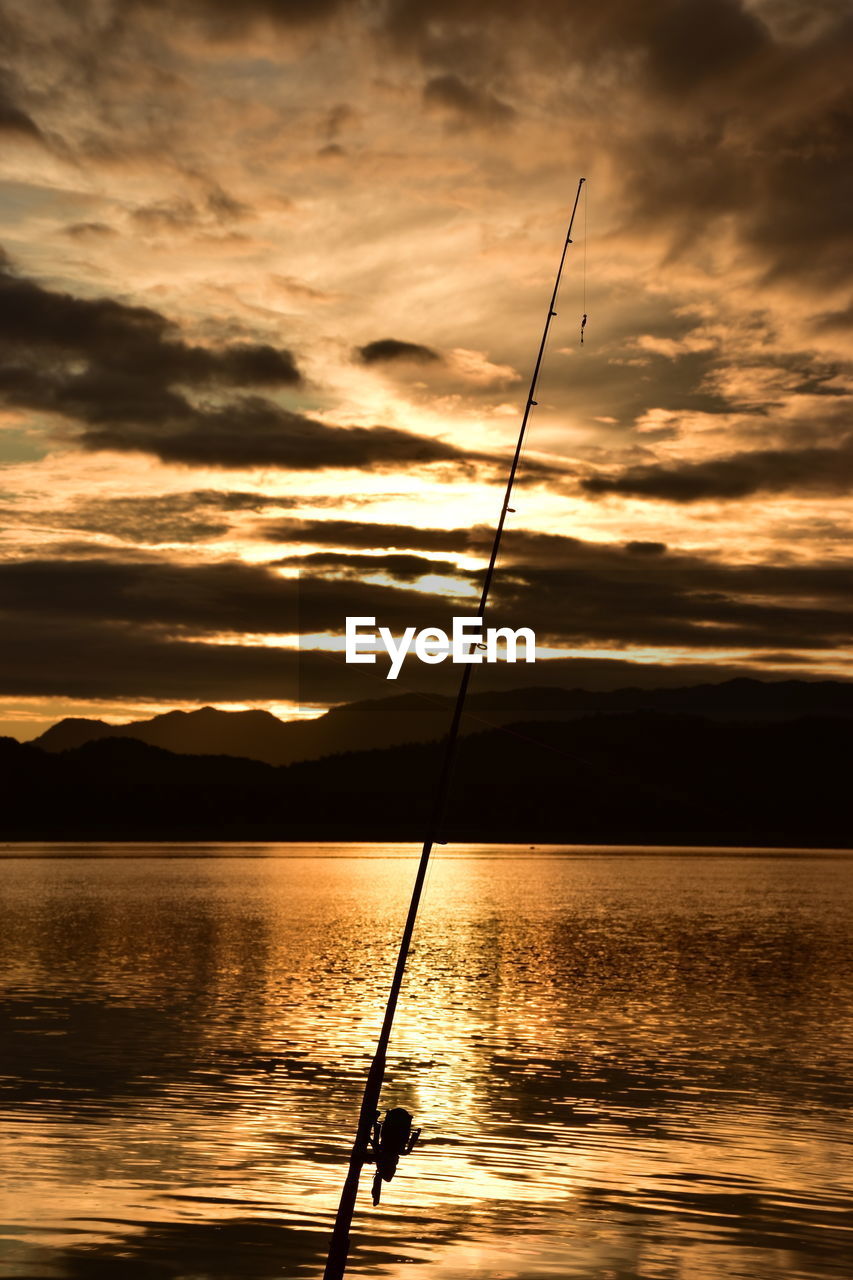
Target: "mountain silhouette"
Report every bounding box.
[31,678,853,767]
[5,701,853,846]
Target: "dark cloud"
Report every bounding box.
[204,185,249,221]
[130,188,248,231]
[747,650,815,666]
[0,604,812,705]
[260,517,478,552]
[0,612,310,702]
[7,519,851,653]
[0,258,511,473]
[0,558,301,634]
[5,0,850,294]
[357,338,441,364]
[258,518,853,651]
[422,73,516,127]
[260,519,668,562]
[260,518,652,565]
[1,528,852,704]
[816,303,853,331]
[220,346,300,384]
[43,491,285,545]
[278,551,461,581]
[384,0,771,95]
[607,14,853,282]
[72,508,228,545]
[130,200,201,232]
[642,0,768,93]
[488,561,853,652]
[0,346,555,476]
[63,221,118,239]
[582,437,853,502]
[0,70,43,141]
[161,0,349,28]
[75,400,491,471]
[747,103,853,285]
[0,263,300,387]
[0,554,457,639]
[106,0,353,43]
[384,0,851,284]
[322,102,355,139]
[625,540,668,555]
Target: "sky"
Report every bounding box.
[0,0,851,738]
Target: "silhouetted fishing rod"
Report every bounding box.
[323,176,586,1280]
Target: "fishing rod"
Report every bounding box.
[323,176,587,1280]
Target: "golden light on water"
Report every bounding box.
[3,848,851,1276]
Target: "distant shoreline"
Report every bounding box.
[2,842,851,858]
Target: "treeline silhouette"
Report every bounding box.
[2,710,851,845]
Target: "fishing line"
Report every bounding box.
[583,179,588,340]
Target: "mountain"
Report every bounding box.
[30,678,853,768]
[35,706,295,761]
[5,705,853,846]
[32,698,478,764]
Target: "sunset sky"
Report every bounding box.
[1,0,851,738]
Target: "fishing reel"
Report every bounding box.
[364,1107,421,1206]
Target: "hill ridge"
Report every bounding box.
[5,703,852,845]
[31,677,853,769]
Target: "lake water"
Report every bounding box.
[1,845,851,1279]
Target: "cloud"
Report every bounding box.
[1,532,852,705]
[63,221,119,239]
[384,0,770,91]
[641,0,768,93]
[148,0,351,30]
[32,491,286,546]
[260,518,659,565]
[75,401,493,471]
[422,73,516,128]
[259,519,853,652]
[489,562,853,652]
[448,348,521,386]
[816,304,853,332]
[0,558,301,634]
[356,338,441,364]
[0,261,300,387]
[625,540,668,555]
[603,13,853,284]
[0,612,310,702]
[582,437,853,502]
[129,188,248,232]
[0,258,506,473]
[0,70,44,142]
[260,517,478,552]
[381,0,852,284]
[278,551,461,581]
[0,604,812,705]
[1,0,852,716]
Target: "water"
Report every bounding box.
[1,845,851,1279]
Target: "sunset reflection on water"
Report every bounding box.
[1,846,851,1278]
